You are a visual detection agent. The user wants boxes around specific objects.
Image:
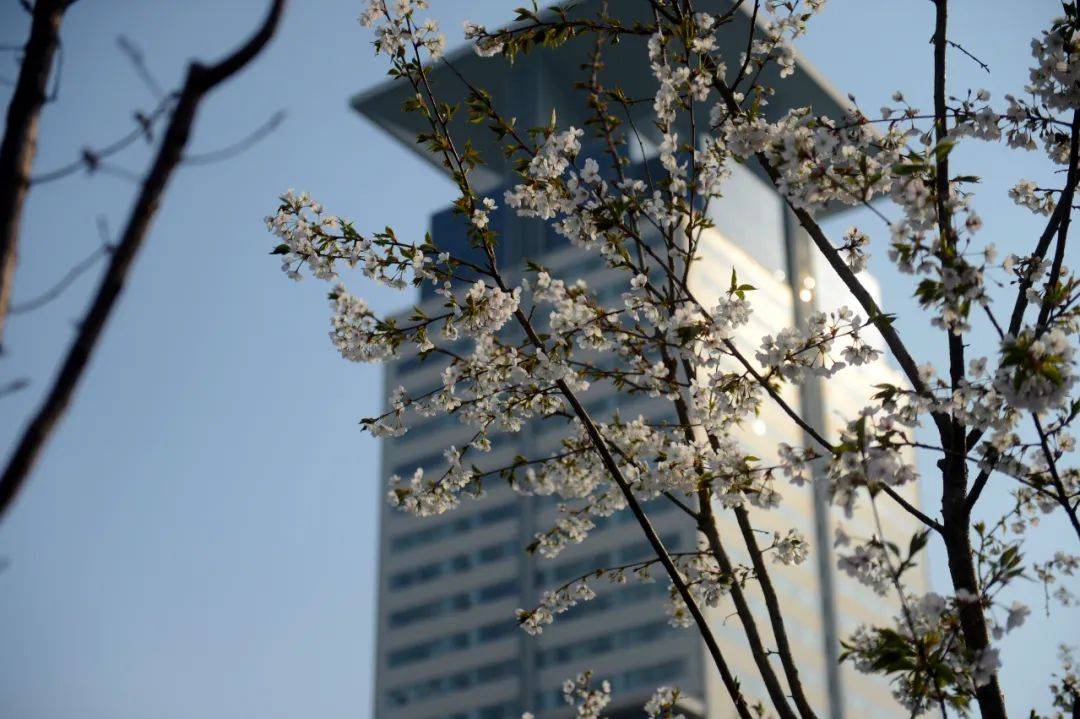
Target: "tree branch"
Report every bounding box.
[182,109,285,165]
[116,35,165,101]
[732,505,819,719]
[0,0,67,350]
[8,216,112,315]
[29,98,174,184]
[0,0,287,522]
[707,71,952,444]
[932,4,1007,718]
[697,494,803,719]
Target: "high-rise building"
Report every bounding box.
[354,4,925,718]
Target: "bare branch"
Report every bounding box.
[0,378,29,399]
[1007,112,1080,338]
[30,99,173,185]
[0,0,287,522]
[1031,413,1080,541]
[183,109,285,165]
[116,35,165,101]
[8,216,112,315]
[697,496,804,719]
[945,38,990,73]
[0,0,67,349]
[932,4,1007,718]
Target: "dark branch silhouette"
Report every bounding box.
[116,35,165,101]
[183,109,285,165]
[30,36,180,186]
[946,38,990,73]
[0,0,68,349]
[0,377,29,399]
[9,216,112,315]
[0,0,287,522]
[30,99,173,185]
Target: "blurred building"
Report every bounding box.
[353,2,924,718]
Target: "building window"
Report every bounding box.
[389,500,517,553]
[535,618,675,669]
[388,578,518,628]
[389,539,519,590]
[385,660,519,708]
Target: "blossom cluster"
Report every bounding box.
[359,0,445,58]
[263,3,1080,716]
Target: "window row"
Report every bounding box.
[388,630,683,710]
[389,538,519,591]
[385,578,671,671]
[387,618,517,669]
[388,578,518,628]
[425,700,521,719]
[385,658,518,708]
[388,499,517,553]
[534,618,674,669]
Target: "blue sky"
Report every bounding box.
[0,1,1075,717]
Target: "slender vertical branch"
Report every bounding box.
[696,492,804,719]
[965,111,1080,460]
[0,0,68,350]
[732,505,820,719]
[0,0,287,522]
[1005,111,1080,340]
[672,356,818,719]
[932,4,1007,718]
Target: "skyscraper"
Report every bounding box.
[354,4,924,717]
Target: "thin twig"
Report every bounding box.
[9,216,112,315]
[945,38,989,73]
[30,97,173,185]
[183,109,285,165]
[0,0,287,522]
[117,35,165,101]
[0,378,29,398]
[0,0,68,348]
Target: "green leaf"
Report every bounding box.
[908,530,930,557]
[891,162,925,176]
[934,139,956,162]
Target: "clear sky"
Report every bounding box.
[0,1,1074,717]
